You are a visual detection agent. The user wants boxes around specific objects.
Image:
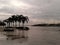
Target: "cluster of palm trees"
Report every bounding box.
[0,21,6,26]
[3,14,29,27]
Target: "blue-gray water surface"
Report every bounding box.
[0,26,60,45]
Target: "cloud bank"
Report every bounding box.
[0,0,60,24]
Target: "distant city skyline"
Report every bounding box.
[0,0,60,24]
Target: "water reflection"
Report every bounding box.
[0,27,60,45]
[19,37,28,43]
[3,27,29,40]
[6,31,29,40]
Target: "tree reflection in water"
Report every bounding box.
[19,37,28,43]
[4,27,29,40]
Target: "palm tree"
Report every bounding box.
[8,17,13,27]
[21,16,29,27]
[0,21,6,27]
[21,15,29,38]
[25,16,29,23]
[14,15,18,27]
[11,15,16,27]
[17,15,23,27]
[3,19,9,27]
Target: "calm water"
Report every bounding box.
[0,26,60,45]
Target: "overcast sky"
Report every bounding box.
[0,0,60,24]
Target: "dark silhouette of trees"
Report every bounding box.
[17,15,23,27]
[11,15,16,27]
[0,21,6,26]
[3,19,9,27]
[20,15,29,38]
[3,14,29,39]
[8,17,13,27]
[21,16,29,27]
[3,14,29,27]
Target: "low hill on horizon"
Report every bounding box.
[32,23,60,26]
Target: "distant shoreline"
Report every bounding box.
[32,24,60,27]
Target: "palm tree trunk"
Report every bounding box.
[13,22,14,27]
[19,22,20,27]
[10,22,12,27]
[15,22,17,27]
[7,23,9,27]
[9,23,10,27]
[6,23,7,27]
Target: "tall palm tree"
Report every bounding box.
[21,15,29,38]
[0,21,6,27]
[14,15,18,27]
[3,19,9,27]
[25,16,29,23]
[11,15,16,27]
[8,17,13,27]
[17,15,23,27]
[21,16,29,27]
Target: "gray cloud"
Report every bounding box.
[0,0,60,24]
